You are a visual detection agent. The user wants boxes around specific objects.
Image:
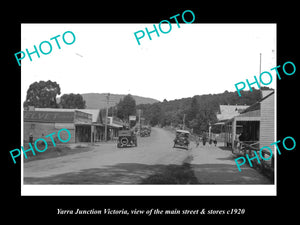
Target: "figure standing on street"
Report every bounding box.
[195,136,200,148]
[29,133,33,146]
[202,132,207,146]
[213,139,217,146]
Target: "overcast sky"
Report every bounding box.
[21,23,276,102]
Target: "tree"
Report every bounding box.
[24,80,61,108]
[148,103,162,126]
[116,94,136,121]
[136,88,266,132]
[186,96,199,121]
[59,93,86,109]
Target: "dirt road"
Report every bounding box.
[24,127,191,184]
[24,127,271,184]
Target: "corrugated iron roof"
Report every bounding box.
[77,109,101,123]
[240,91,274,114]
[217,105,249,121]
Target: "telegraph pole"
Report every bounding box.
[259,53,262,98]
[208,121,211,140]
[259,53,262,75]
[138,109,142,130]
[104,93,110,141]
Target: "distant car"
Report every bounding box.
[140,126,151,137]
[173,130,190,150]
[117,130,137,148]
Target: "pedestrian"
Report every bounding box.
[29,132,33,145]
[213,139,217,146]
[202,132,207,146]
[238,130,247,149]
[195,136,200,148]
[239,131,247,142]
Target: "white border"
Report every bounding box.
[20,23,277,196]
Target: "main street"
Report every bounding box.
[24,127,271,184]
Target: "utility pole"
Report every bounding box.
[208,121,211,140]
[138,109,142,130]
[104,93,110,141]
[259,53,262,75]
[182,114,186,130]
[259,53,262,98]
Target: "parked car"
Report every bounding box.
[117,130,137,148]
[173,130,190,150]
[140,126,151,137]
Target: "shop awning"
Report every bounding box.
[108,123,123,128]
[213,122,225,126]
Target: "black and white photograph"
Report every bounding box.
[4,3,299,221]
[20,23,277,196]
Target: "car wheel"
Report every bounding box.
[121,137,129,146]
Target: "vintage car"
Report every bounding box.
[140,126,151,137]
[117,130,137,148]
[173,129,190,150]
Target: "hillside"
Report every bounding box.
[81,93,159,109]
[137,88,274,133]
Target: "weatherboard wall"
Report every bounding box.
[23,122,76,144]
[23,110,93,144]
[259,92,275,151]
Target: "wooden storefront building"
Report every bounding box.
[24,108,107,143]
[24,109,93,143]
[224,90,275,151]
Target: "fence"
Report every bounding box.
[233,140,274,179]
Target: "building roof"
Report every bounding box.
[240,91,274,114]
[34,108,101,123]
[176,129,190,134]
[217,105,249,121]
[76,109,101,123]
[105,116,125,127]
[35,108,76,112]
[225,91,275,123]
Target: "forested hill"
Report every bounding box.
[81,93,159,109]
[137,88,272,133]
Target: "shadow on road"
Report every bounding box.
[24,162,198,185]
[24,161,273,185]
[215,155,237,161]
[140,163,198,184]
